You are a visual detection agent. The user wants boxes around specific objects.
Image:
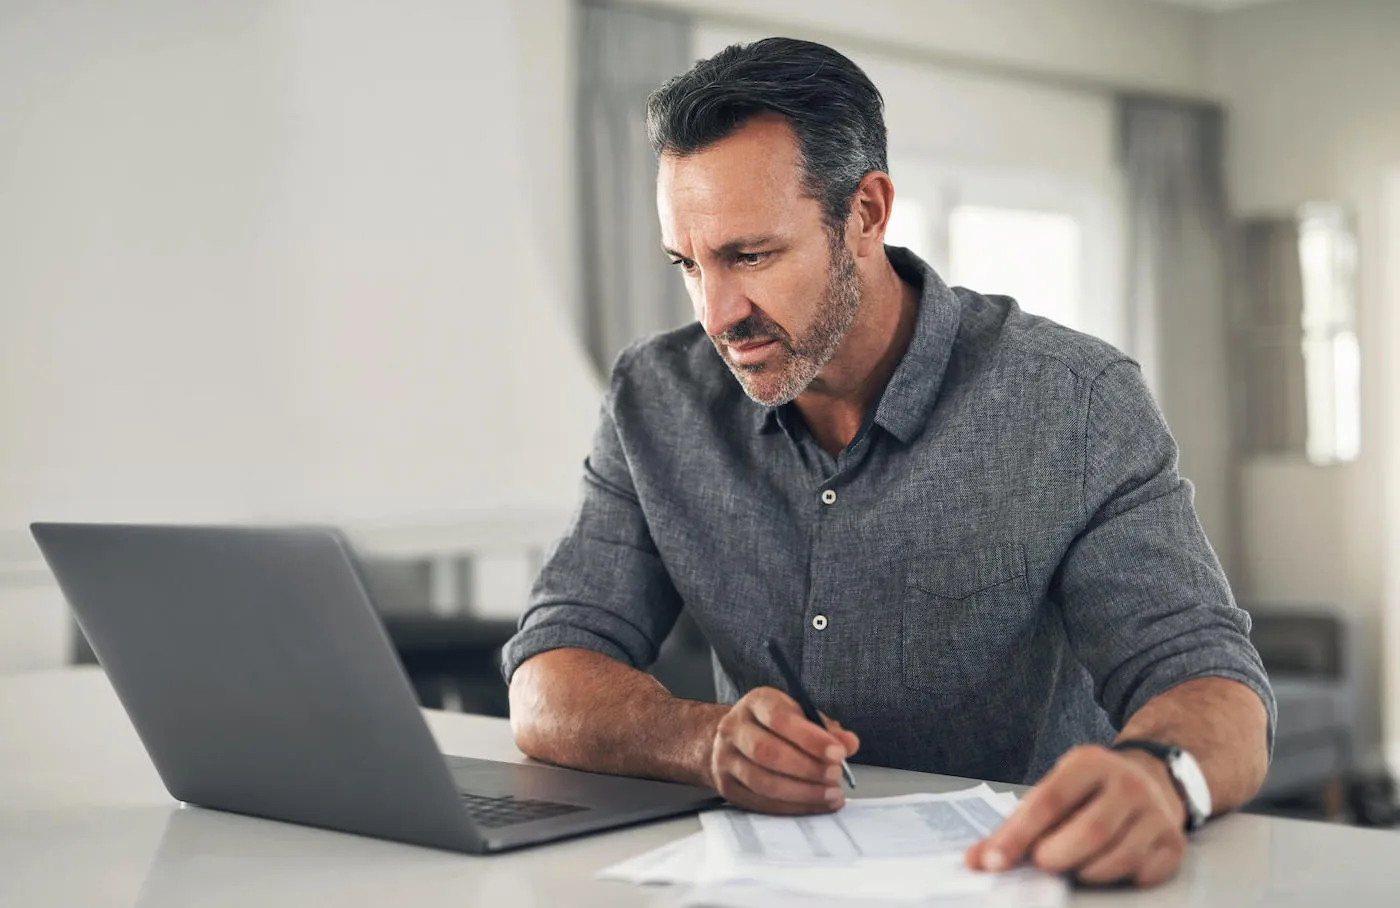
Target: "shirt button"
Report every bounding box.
[812,614,828,631]
[820,489,837,505]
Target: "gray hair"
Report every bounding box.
[646,37,888,236]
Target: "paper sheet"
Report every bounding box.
[663,869,1067,908]
[598,785,1065,905]
[600,787,1023,888]
[700,785,1009,865]
[596,832,707,886]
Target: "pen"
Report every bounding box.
[764,638,857,790]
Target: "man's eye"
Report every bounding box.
[738,252,767,267]
[669,258,697,273]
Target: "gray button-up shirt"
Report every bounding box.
[503,246,1275,785]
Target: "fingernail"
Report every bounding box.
[825,787,843,803]
[825,746,844,762]
[984,849,1007,872]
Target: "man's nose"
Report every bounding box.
[697,272,752,339]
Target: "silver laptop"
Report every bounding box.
[30,522,720,854]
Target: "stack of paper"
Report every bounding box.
[599,785,1066,906]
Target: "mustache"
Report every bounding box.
[715,315,788,347]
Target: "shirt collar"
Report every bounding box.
[749,245,960,444]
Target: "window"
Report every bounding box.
[1237,204,1360,464]
[885,157,1127,355]
[1298,206,1361,463]
[948,206,1083,331]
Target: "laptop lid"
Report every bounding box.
[30,523,482,853]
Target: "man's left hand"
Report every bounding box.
[963,745,1189,888]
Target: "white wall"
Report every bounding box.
[3,0,1210,671]
[655,0,1207,97]
[1385,171,1400,772]
[1205,0,1400,766]
[0,0,599,670]
[13,0,1362,714]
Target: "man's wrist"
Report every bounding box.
[678,701,727,790]
[1115,748,1189,828]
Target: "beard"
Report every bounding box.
[711,236,862,408]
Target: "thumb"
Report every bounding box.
[822,716,860,756]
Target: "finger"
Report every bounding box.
[976,747,1108,871]
[822,717,861,757]
[1029,785,1140,873]
[730,720,835,784]
[715,753,844,816]
[750,691,846,763]
[1133,836,1186,888]
[1074,819,1182,886]
[726,750,844,810]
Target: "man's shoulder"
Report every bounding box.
[608,322,735,411]
[611,321,721,385]
[955,288,1133,384]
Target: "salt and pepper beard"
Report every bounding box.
[710,233,862,407]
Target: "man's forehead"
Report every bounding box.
[659,118,804,198]
[656,117,814,246]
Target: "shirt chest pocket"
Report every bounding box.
[900,543,1032,696]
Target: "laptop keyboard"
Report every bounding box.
[459,791,588,829]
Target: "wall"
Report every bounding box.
[0,0,599,670]
[650,0,1207,97]
[0,0,1271,687]
[2,0,1215,671]
[1386,171,1400,772]
[1205,0,1400,766]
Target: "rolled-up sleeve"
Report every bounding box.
[1056,360,1276,752]
[500,351,683,683]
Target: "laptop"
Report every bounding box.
[29,522,721,854]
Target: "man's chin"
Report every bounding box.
[732,368,808,408]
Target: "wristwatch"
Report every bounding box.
[1111,740,1212,832]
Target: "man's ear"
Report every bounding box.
[850,171,896,258]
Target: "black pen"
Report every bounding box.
[764,638,857,789]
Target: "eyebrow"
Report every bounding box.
[662,234,780,259]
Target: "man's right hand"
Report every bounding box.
[706,686,860,815]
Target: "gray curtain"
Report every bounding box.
[1238,217,1309,456]
[1120,97,1239,579]
[577,3,694,374]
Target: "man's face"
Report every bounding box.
[658,115,862,407]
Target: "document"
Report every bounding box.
[596,831,707,886]
[598,785,1068,905]
[702,786,1013,863]
[665,872,1068,908]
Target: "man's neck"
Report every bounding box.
[793,253,919,458]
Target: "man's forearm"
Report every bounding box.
[1117,676,1270,815]
[508,647,727,788]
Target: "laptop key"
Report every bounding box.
[459,791,587,829]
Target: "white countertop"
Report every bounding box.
[2,667,1397,906]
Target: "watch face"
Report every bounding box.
[1171,749,1213,822]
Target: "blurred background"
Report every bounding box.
[2,0,1398,825]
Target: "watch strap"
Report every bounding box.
[1111,739,1176,761]
[1111,739,1202,832]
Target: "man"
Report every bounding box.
[503,38,1274,889]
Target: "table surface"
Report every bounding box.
[2,667,1396,907]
